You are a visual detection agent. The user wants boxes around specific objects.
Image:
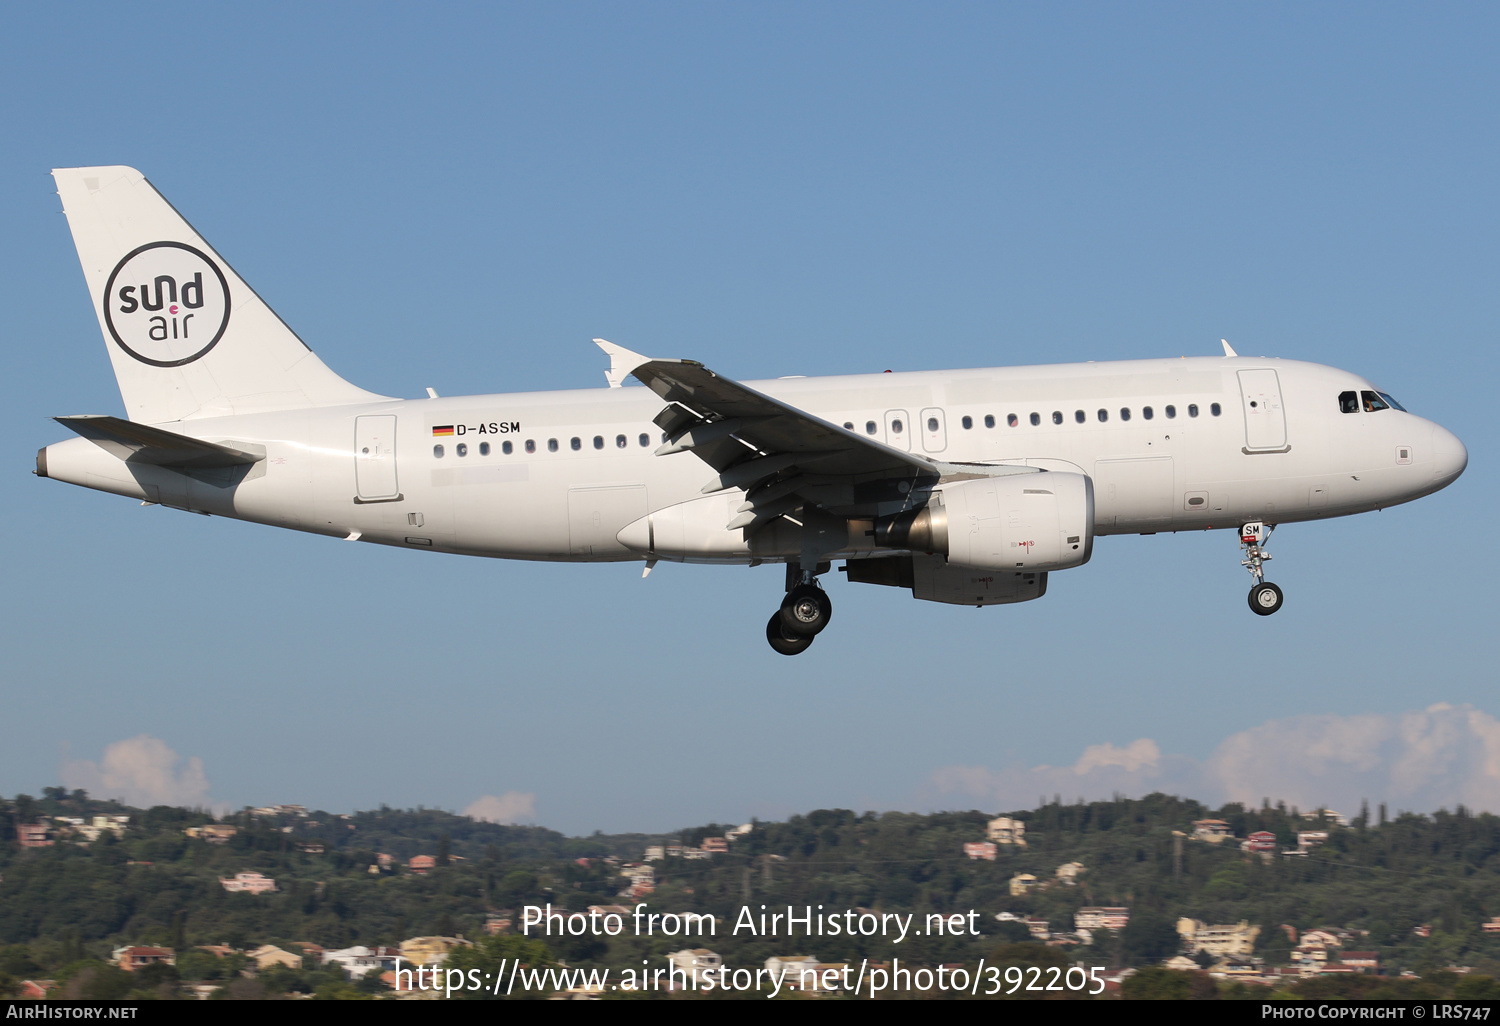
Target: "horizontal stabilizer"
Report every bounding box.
[54,415,262,470]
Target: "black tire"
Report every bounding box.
[1248,581,1283,616]
[779,584,833,637]
[767,612,813,656]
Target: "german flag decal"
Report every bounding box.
[431,425,455,437]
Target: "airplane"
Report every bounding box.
[37,166,1468,655]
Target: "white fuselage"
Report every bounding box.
[41,355,1467,566]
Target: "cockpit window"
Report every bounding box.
[1339,391,1359,414]
[1362,390,1390,413]
[1376,391,1407,412]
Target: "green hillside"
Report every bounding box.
[5,789,1500,999]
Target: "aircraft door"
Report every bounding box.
[1238,369,1288,452]
[884,410,911,451]
[354,415,400,501]
[920,407,947,453]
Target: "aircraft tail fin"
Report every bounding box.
[52,166,388,423]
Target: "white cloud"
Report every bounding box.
[927,704,1500,815]
[1202,703,1500,814]
[926,741,1199,811]
[464,792,537,824]
[1074,738,1161,775]
[61,735,212,809]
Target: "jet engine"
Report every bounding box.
[873,472,1094,572]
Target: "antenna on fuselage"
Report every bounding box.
[1221,339,1238,357]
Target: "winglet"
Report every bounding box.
[1221,339,1238,357]
[593,339,651,388]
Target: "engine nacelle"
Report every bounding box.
[847,553,1047,607]
[875,472,1094,572]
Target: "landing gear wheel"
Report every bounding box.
[1248,582,1283,616]
[767,613,813,656]
[779,584,833,637]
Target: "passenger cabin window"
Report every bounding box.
[1165,405,1176,419]
[479,442,490,456]
[571,437,582,451]
[433,444,444,458]
[639,433,650,447]
[961,415,973,429]
[525,439,536,453]
[502,441,513,454]
[1052,411,1063,425]
[1210,403,1222,417]
[1188,404,1199,418]
[1029,412,1040,426]
[616,434,627,448]
[547,439,559,452]
[1142,406,1153,420]
[866,421,878,435]
[1362,390,1390,413]
[1120,408,1131,421]
[985,415,996,428]
[593,435,604,449]
[1007,414,1018,427]
[891,419,904,435]
[1097,409,1108,422]
[1075,410,1085,423]
[456,443,468,457]
[927,416,940,432]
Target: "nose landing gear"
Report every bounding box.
[767,563,832,655]
[1240,522,1283,616]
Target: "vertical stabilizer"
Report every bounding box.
[53,166,389,423]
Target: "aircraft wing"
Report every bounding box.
[598,341,1034,532]
[635,359,939,477]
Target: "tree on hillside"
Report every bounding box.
[1120,911,1181,966]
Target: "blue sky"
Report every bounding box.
[1,4,1495,834]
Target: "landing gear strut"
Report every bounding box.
[767,563,832,655]
[1240,522,1283,616]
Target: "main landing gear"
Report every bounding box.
[767,564,832,655]
[1240,522,1284,616]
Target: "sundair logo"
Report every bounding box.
[103,241,231,366]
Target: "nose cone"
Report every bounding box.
[1430,423,1468,488]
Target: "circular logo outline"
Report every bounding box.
[103,241,232,367]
